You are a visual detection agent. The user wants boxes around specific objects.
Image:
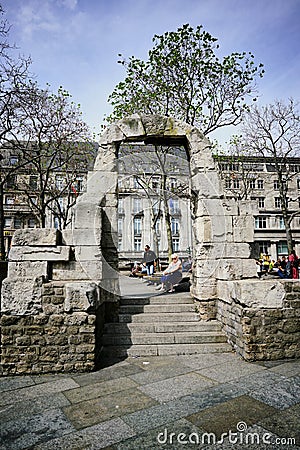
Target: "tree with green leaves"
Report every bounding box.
[106,24,264,135]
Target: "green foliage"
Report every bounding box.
[106,24,264,135]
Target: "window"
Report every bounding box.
[274,197,281,208]
[118,198,124,214]
[249,179,256,189]
[6,174,16,188]
[255,216,267,229]
[134,238,142,251]
[258,197,265,208]
[155,218,160,235]
[118,236,123,251]
[133,217,142,235]
[169,199,180,214]
[274,180,280,190]
[14,217,22,229]
[277,242,288,256]
[225,178,231,189]
[257,180,264,189]
[171,218,180,235]
[133,198,142,214]
[279,217,285,229]
[54,216,60,229]
[151,177,159,190]
[169,178,177,189]
[74,176,83,192]
[133,177,140,189]
[233,179,240,189]
[10,156,19,165]
[297,179,300,190]
[28,218,36,228]
[29,176,38,190]
[118,218,123,235]
[4,217,12,228]
[55,176,64,190]
[172,238,180,252]
[5,196,14,205]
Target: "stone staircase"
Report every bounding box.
[100,292,232,357]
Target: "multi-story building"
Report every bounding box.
[0,144,95,256]
[117,143,193,264]
[216,155,300,261]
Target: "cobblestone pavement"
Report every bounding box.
[0,276,299,449]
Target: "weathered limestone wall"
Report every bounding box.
[0,229,105,375]
[1,281,103,375]
[216,280,300,361]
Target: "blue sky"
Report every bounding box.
[2,0,300,145]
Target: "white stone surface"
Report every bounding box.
[12,229,60,246]
[1,276,44,314]
[8,261,49,278]
[217,279,286,308]
[64,282,101,312]
[9,246,70,262]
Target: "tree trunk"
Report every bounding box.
[0,183,5,260]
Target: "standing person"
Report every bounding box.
[157,253,182,293]
[288,250,299,279]
[142,245,157,276]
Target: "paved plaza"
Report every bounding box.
[0,275,299,449]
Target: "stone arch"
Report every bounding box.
[73,114,256,302]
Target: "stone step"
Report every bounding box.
[104,320,223,334]
[102,331,228,346]
[120,295,194,305]
[119,303,195,314]
[118,312,199,323]
[100,342,232,357]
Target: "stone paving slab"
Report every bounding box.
[63,387,158,430]
[186,394,277,439]
[0,392,70,424]
[34,418,136,450]
[0,408,76,450]
[0,377,80,407]
[64,376,138,404]
[138,371,217,403]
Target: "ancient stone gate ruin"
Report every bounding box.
[1,115,299,375]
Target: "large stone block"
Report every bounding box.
[86,171,118,197]
[8,261,49,278]
[1,276,44,315]
[233,216,254,242]
[64,282,101,312]
[62,229,100,246]
[12,229,61,246]
[217,279,286,308]
[191,171,223,198]
[9,246,70,262]
[196,243,251,260]
[214,258,257,281]
[52,261,102,282]
[73,198,102,230]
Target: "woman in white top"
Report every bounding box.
[158,253,182,293]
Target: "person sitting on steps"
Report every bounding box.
[157,253,182,293]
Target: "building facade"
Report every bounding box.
[216,155,300,261]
